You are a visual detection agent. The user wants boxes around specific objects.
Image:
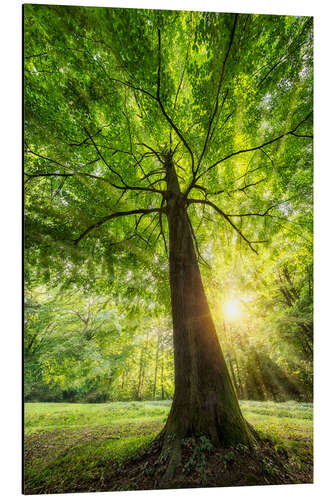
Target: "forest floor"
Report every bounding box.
[24,400,313,494]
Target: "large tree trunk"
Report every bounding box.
[159,157,254,472]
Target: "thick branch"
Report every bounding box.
[26,148,165,195]
[74,208,162,245]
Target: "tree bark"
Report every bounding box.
[159,156,254,465]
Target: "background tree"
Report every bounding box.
[24,5,313,471]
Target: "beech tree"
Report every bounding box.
[24,5,313,472]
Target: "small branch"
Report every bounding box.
[25,52,48,59]
[68,126,107,147]
[235,178,267,193]
[187,198,258,253]
[25,146,128,189]
[103,75,157,102]
[139,169,165,181]
[191,184,208,194]
[290,132,313,139]
[211,177,266,196]
[25,172,73,180]
[207,91,230,145]
[259,147,274,166]
[258,37,310,88]
[142,213,159,235]
[222,195,301,217]
[195,191,209,232]
[84,127,127,186]
[156,29,195,175]
[224,206,276,217]
[137,143,163,163]
[195,112,313,183]
[195,14,238,175]
[147,177,166,188]
[25,147,69,170]
[145,218,161,248]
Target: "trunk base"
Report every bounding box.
[98,430,304,493]
[158,413,258,480]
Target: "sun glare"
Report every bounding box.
[223,299,243,321]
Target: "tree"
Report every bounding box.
[24,5,313,472]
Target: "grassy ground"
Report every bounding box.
[24,400,313,494]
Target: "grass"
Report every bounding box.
[24,401,169,433]
[24,400,313,494]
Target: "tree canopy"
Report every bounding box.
[24,6,313,406]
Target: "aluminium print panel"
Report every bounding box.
[24,4,313,494]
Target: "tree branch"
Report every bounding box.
[25,146,69,170]
[195,14,238,175]
[25,172,73,180]
[84,127,127,185]
[99,70,157,101]
[136,143,163,163]
[171,14,194,117]
[74,208,162,245]
[156,29,195,175]
[195,112,313,183]
[222,195,302,217]
[26,145,165,195]
[187,198,258,253]
[210,177,266,196]
[258,38,310,87]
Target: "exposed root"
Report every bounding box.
[162,439,181,481]
[98,432,309,493]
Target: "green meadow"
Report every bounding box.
[24,400,313,494]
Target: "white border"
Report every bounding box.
[1,1,332,499]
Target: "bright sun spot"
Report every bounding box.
[223,299,243,321]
